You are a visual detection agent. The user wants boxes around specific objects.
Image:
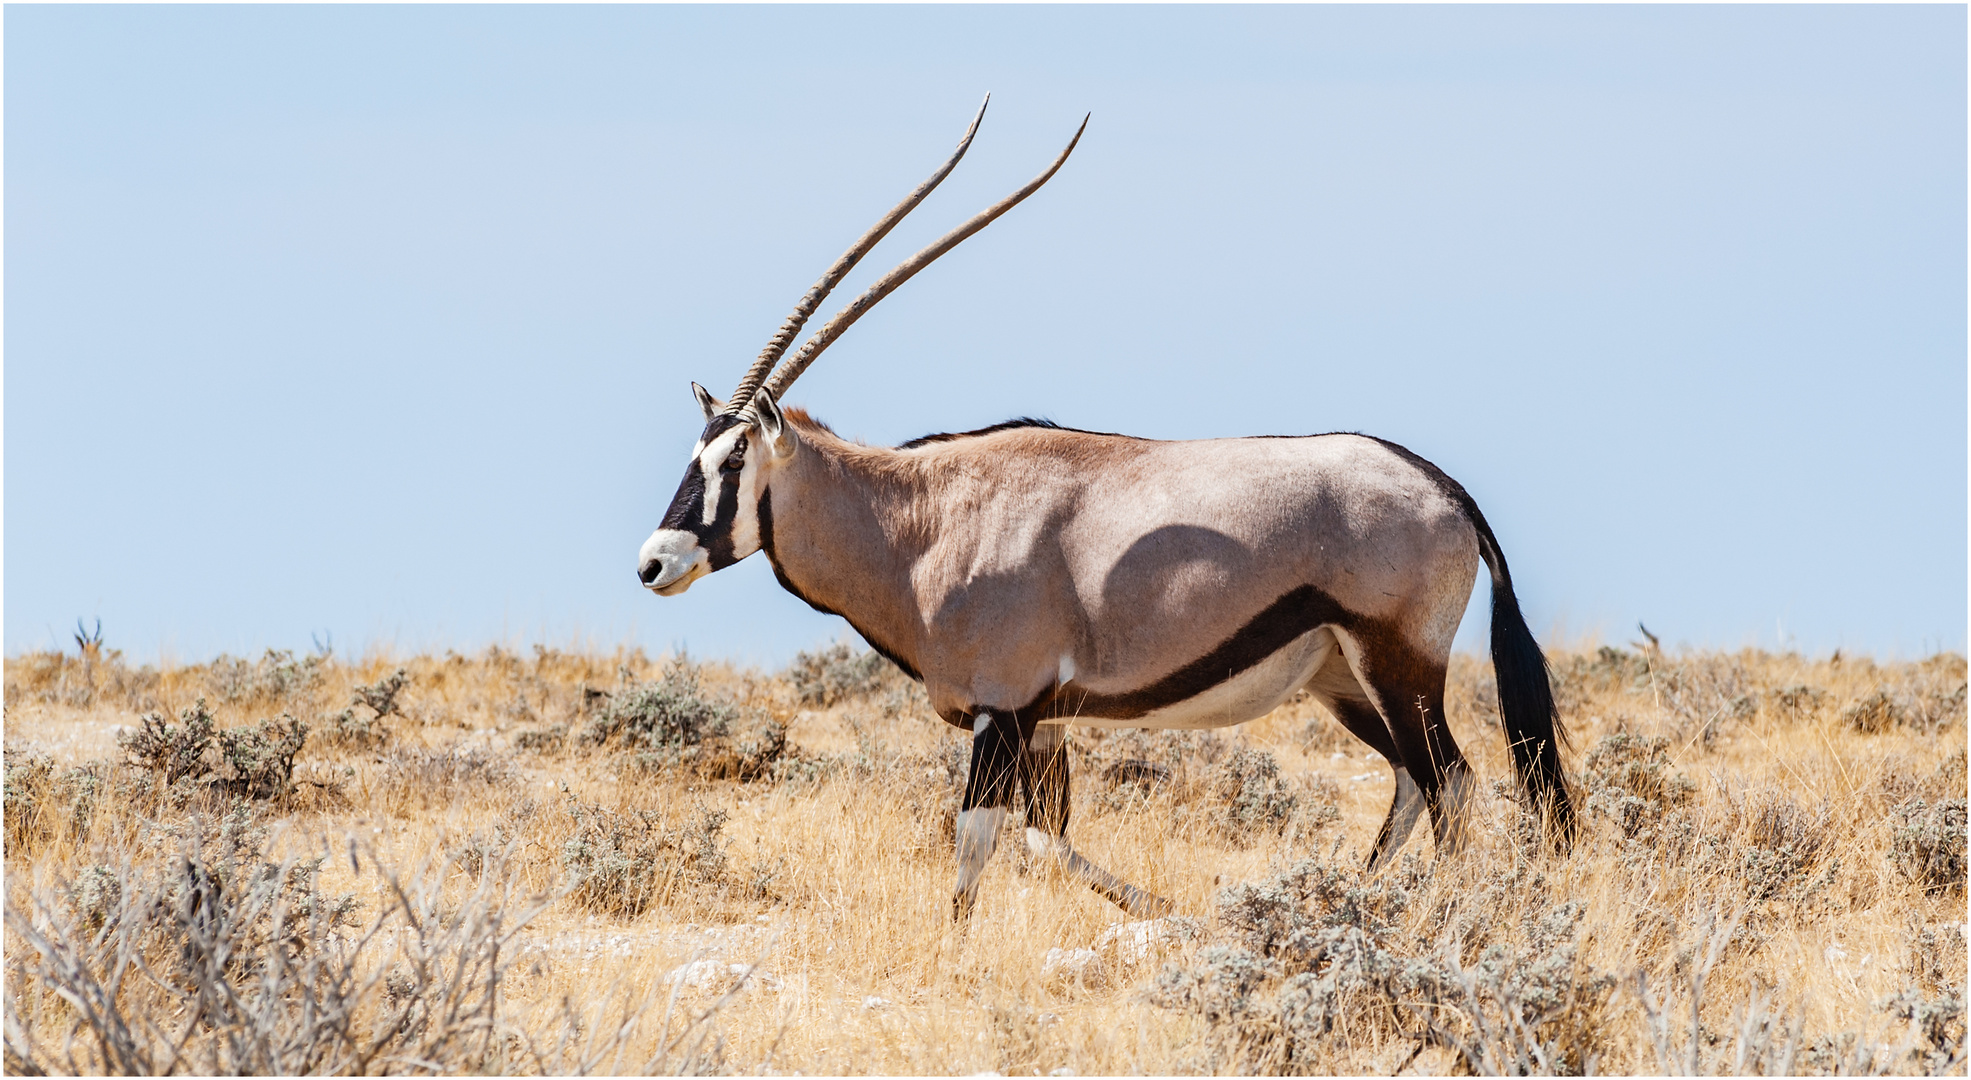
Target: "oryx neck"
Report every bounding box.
[758,419,935,682]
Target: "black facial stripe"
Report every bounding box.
[658,460,707,531]
[656,413,751,549]
[703,464,745,569]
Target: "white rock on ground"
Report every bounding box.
[1095,918,1187,967]
[1040,947,1107,990]
[663,960,783,994]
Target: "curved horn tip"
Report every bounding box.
[1066,113,1091,149]
[959,94,990,144]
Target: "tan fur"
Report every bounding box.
[762,412,1479,726]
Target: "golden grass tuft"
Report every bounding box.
[3,641,1964,1074]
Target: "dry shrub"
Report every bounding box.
[1552,648,1764,748]
[201,647,331,709]
[580,661,784,781]
[1768,683,1830,720]
[513,724,568,753]
[1632,911,1814,1076]
[557,798,734,917]
[1880,749,1967,808]
[1074,726,1217,811]
[1889,799,1968,897]
[4,742,58,847]
[1907,917,1968,993]
[784,643,896,706]
[5,808,383,1074]
[317,668,409,750]
[1152,855,1616,1074]
[377,743,515,808]
[118,700,310,802]
[1738,791,1833,903]
[3,743,107,852]
[1550,645,1655,709]
[1190,746,1326,845]
[1,809,726,1076]
[1878,985,1968,1073]
[3,645,163,712]
[1074,729,1338,845]
[1581,732,1696,840]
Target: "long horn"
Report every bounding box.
[723,96,991,417]
[752,113,1089,412]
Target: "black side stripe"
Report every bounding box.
[1049,584,1358,721]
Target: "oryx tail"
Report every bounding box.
[1370,437,1575,845]
[1475,508,1575,844]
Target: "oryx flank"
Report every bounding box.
[638,99,1575,919]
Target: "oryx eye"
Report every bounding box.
[721,439,747,472]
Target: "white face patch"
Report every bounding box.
[694,427,747,529]
[639,528,711,595]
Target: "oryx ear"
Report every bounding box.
[691,382,724,422]
[752,388,795,458]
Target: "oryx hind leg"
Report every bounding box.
[1328,626,1474,862]
[1019,724,1173,918]
[1306,670,1427,868]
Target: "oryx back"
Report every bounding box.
[892,424,1480,731]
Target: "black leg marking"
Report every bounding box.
[1018,725,1071,840]
[1346,646,1471,862]
[954,712,1024,920]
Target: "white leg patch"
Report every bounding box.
[1028,723,1067,755]
[954,806,1008,906]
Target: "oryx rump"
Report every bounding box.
[638,99,1575,918]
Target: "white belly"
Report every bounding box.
[1068,627,1335,731]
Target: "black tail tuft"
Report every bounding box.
[1488,572,1576,848]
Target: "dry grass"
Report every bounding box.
[3,639,1963,1074]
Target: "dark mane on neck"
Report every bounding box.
[898,417,1090,450]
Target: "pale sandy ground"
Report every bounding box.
[4,644,1964,1074]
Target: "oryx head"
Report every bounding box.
[636,382,794,595]
[638,96,1087,595]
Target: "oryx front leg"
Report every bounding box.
[954,711,1019,920]
[1019,724,1173,918]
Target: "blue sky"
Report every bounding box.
[6,5,1965,668]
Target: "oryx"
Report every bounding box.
[638,99,1575,918]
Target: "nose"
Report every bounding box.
[638,556,665,585]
